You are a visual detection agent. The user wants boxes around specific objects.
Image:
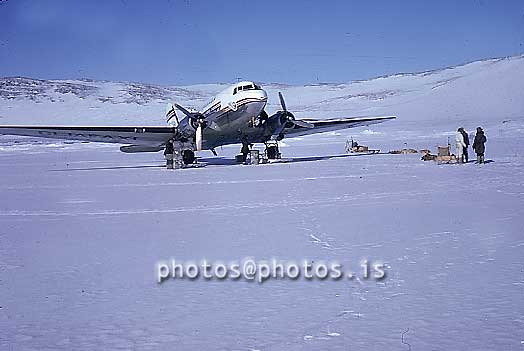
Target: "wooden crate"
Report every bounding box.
[438,146,450,157]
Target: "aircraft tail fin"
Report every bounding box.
[166,104,179,127]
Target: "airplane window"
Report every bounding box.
[243,85,253,90]
[233,88,237,95]
[254,84,261,90]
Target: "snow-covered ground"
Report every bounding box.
[1,55,524,350]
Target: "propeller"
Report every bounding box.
[278,92,287,112]
[195,123,203,151]
[271,92,314,139]
[277,92,314,128]
[174,104,204,122]
[174,103,207,151]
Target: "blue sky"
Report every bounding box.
[1,0,523,85]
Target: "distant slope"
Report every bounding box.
[1,55,523,128]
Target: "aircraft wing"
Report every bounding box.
[283,115,396,138]
[0,125,176,147]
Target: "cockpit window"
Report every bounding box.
[234,84,261,94]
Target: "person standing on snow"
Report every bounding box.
[240,136,251,164]
[472,127,487,164]
[455,128,466,164]
[459,127,470,163]
[164,139,175,169]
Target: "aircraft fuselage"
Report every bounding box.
[177,81,270,149]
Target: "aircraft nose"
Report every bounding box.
[258,88,268,101]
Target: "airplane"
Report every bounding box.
[0,80,396,167]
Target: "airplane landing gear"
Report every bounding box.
[264,140,281,160]
[165,140,196,169]
[182,149,195,165]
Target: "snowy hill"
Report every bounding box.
[1,55,523,130]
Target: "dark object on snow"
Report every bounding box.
[472,127,487,163]
[241,142,250,156]
[182,149,195,164]
[346,138,379,154]
[164,139,175,169]
[164,140,174,155]
[266,145,280,159]
[463,146,469,163]
[421,153,437,161]
[240,136,251,162]
[235,154,246,163]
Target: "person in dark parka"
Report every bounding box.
[472,127,487,164]
[459,127,469,163]
[164,139,175,169]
